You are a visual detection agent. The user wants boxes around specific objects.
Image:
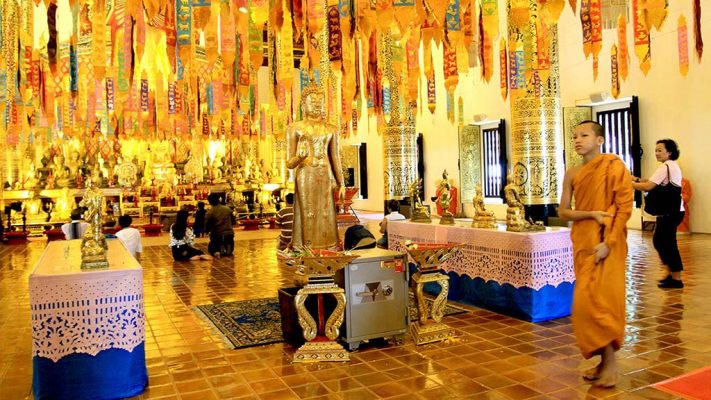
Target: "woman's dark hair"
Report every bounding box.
[657,139,680,160]
[173,210,189,240]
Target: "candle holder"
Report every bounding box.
[279,249,359,362]
[402,242,462,345]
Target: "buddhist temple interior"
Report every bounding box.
[1,0,710,399]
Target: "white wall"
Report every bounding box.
[347,1,711,233]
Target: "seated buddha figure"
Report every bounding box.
[54,154,71,188]
[471,184,497,229]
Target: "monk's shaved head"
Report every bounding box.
[576,120,605,137]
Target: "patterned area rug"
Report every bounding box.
[196,293,469,350]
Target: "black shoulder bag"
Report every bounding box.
[643,164,682,216]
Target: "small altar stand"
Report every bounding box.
[30,240,147,399]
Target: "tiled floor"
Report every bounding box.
[1,222,710,399]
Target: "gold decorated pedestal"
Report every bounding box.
[403,243,461,345]
[280,251,359,363]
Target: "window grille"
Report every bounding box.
[482,127,505,198]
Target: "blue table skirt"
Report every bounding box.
[416,267,574,322]
[33,343,148,400]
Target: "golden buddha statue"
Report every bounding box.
[286,82,345,250]
[79,178,108,269]
[54,154,71,188]
[504,174,545,232]
[408,179,431,223]
[471,184,497,229]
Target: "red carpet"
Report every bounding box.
[653,366,711,399]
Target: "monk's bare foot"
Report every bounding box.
[592,366,618,388]
[582,363,602,381]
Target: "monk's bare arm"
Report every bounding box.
[558,168,611,223]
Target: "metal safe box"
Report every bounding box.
[334,248,409,350]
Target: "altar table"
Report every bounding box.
[30,240,147,400]
[389,220,574,322]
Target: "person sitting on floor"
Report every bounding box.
[169,210,213,261]
[376,200,406,249]
[115,214,143,260]
[61,209,90,240]
[205,194,235,258]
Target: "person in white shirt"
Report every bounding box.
[115,215,143,260]
[377,200,407,248]
[61,209,90,240]
[632,139,685,288]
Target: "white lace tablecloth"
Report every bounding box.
[389,221,574,290]
[29,240,145,362]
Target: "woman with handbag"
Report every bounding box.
[632,139,685,288]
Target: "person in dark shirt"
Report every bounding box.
[205,193,235,257]
[277,193,294,250]
[193,201,206,237]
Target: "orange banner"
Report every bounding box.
[580,0,592,58]
[678,15,689,76]
[632,0,651,75]
[611,44,619,98]
[617,14,629,81]
[499,38,508,100]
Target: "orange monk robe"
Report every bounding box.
[570,154,633,359]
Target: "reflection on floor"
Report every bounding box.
[1,221,710,399]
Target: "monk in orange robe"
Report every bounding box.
[559,121,633,388]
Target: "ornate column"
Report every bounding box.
[507,0,565,220]
[381,33,418,203]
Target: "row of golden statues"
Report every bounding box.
[409,170,545,232]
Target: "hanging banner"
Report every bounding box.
[678,15,689,76]
[47,2,58,74]
[394,0,417,34]
[327,5,342,67]
[106,77,115,113]
[499,38,508,99]
[140,79,149,112]
[646,0,667,31]
[590,0,602,79]
[611,44,619,98]
[693,0,703,60]
[632,0,651,75]
[458,96,464,128]
[618,14,629,81]
[176,0,191,62]
[580,0,592,58]
[443,42,458,93]
[443,92,452,123]
[427,74,436,114]
[569,0,577,14]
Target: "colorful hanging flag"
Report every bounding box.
[458,96,464,128]
[47,1,58,75]
[443,42,458,93]
[499,38,508,100]
[591,0,602,78]
[581,0,592,58]
[446,92,454,123]
[327,5,342,68]
[632,0,651,75]
[678,15,689,76]
[569,0,577,14]
[618,14,629,81]
[611,44,619,98]
[427,74,436,114]
[693,0,703,60]
[646,0,667,31]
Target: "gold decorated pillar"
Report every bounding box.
[381,32,418,203]
[507,0,565,218]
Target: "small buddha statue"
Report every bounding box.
[471,184,497,229]
[54,154,71,188]
[408,179,431,223]
[504,174,545,232]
